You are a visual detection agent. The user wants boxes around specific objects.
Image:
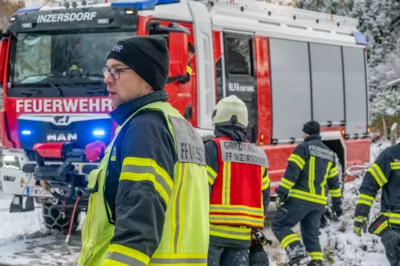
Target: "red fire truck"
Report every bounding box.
[0,0,370,231]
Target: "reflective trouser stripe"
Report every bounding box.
[280,233,301,248]
[329,188,341,198]
[308,251,323,261]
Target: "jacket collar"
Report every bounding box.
[214,125,247,142]
[110,90,169,125]
[304,134,321,142]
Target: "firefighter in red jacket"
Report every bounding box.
[205,95,271,266]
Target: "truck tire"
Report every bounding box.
[42,201,80,233]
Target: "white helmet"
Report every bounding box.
[212,95,248,128]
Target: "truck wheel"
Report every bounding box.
[42,201,80,233]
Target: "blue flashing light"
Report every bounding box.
[111,0,180,10]
[21,130,32,135]
[111,0,158,10]
[17,6,41,13]
[93,129,105,137]
[354,31,367,45]
[157,0,181,5]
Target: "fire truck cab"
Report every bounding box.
[0,0,370,232]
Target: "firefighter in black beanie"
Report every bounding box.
[78,36,209,265]
[271,121,343,266]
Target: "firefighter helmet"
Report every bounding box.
[212,95,248,128]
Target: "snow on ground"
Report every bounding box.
[0,140,393,266]
[262,140,391,266]
[0,193,81,265]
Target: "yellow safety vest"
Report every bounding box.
[77,101,210,266]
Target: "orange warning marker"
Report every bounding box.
[20,177,25,185]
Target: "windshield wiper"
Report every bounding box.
[14,81,64,97]
[84,87,108,96]
[45,80,64,96]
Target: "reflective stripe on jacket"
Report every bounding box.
[275,135,341,206]
[77,101,210,266]
[355,144,400,224]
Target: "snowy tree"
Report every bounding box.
[368,37,400,137]
[0,0,25,31]
[293,0,356,16]
[369,38,400,92]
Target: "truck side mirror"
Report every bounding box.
[168,31,188,79]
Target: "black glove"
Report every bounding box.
[275,193,287,209]
[332,197,343,218]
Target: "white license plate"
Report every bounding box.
[26,186,54,198]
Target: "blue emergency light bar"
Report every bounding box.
[16,0,180,13]
[111,0,180,9]
[17,6,41,13]
[353,31,367,45]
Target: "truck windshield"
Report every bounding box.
[10,31,135,97]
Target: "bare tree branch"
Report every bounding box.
[0,0,26,31]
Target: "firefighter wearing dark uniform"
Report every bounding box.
[353,144,400,266]
[205,95,271,266]
[271,121,343,266]
[77,36,209,266]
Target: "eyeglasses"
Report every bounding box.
[102,67,130,80]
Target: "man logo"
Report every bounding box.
[47,133,77,141]
[112,44,123,52]
[54,116,70,125]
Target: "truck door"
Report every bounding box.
[188,0,216,130]
[222,31,257,142]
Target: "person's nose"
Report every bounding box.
[103,72,115,85]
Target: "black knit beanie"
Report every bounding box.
[107,36,170,91]
[302,120,320,135]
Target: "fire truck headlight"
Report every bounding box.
[21,130,32,135]
[93,129,105,137]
